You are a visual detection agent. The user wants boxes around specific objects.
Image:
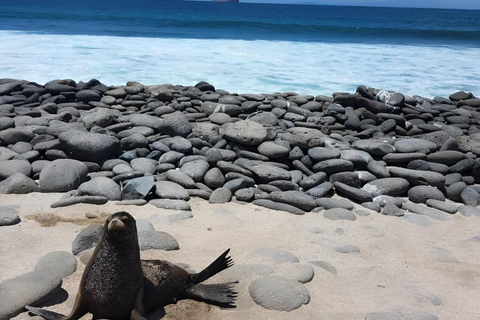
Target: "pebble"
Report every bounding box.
[362,177,410,197]
[316,197,354,210]
[252,199,305,215]
[121,175,155,200]
[71,224,103,255]
[154,180,190,201]
[249,276,310,311]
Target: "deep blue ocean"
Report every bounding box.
[1,0,480,96]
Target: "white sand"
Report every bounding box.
[1,192,479,320]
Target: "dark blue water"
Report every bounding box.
[1,0,480,46]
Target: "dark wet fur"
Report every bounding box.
[142,249,238,313]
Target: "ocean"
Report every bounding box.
[1,0,480,97]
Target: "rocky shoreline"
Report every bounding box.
[1,78,480,220]
[1,77,480,319]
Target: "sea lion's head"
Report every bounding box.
[105,211,137,242]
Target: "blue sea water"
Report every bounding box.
[1,0,480,97]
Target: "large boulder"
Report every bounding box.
[59,131,121,163]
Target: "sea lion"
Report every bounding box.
[26,211,147,320]
[142,249,238,313]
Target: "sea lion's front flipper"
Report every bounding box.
[130,285,147,320]
[25,305,68,320]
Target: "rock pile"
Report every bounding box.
[1,78,480,217]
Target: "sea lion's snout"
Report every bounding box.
[108,217,126,233]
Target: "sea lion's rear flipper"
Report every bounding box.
[25,305,68,320]
[187,281,238,308]
[190,249,234,284]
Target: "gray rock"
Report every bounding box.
[425,199,458,214]
[135,219,155,232]
[138,230,179,251]
[163,136,192,154]
[121,176,155,200]
[78,177,121,201]
[299,172,328,189]
[209,187,232,203]
[0,251,74,319]
[362,177,410,197]
[316,197,353,210]
[224,178,247,193]
[128,114,164,131]
[165,169,196,188]
[121,133,149,150]
[129,158,157,175]
[333,182,372,202]
[0,127,34,146]
[34,251,77,279]
[0,146,17,161]
[308,147,341,162]
[250,163,291,182]
[426,150,466,165]
[204,167,226,189]
[0,172,39,194]
[149,199,191,211]
[249,276,310,311]
[334,245,360,253]
[305,181,333,198]
[154,181,190,201]
[389,167,445,189]
[394,138,437,153]
[460,186,480,206]
[408,186,445,204]
[446,181,467,202]
[0,160,32,180]
[40,159,89,192]
[457,205,480,217]
[50,196,109,208]
[312,158,354,175]
[221,120,267,146]
[0,205,21,226]
[269,190,317,211]
[72,224,103,255]
[274,263,314,283]
[381,202,404,217]
[257,141,290,159]
[181,159,210,182]
[323,208,356,221]
[59,131,121,163]
[402,202,451,221]
[234,187,256,202]
[252,199,305,215]
[82,108,116,129]
[352,139,396,156]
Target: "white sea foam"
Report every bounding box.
[1,30,479,97]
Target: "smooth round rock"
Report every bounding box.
[35,251,77,279]
[154,181,190,201]
[39,159,89,192]
[269,191,317,211]
[77,177,121,201]
[0,172,39,194]
[209,187,232,203]
[316,197,353,210]
[72,224,103,255]
[180,159,210,182]
[362,177,410,197]
[249,276,310,311]
[221,120,268,146]
[138,230,179,251]
[308,147,341,162]
[257,141,290,159]
[59,131,121,163]
[408,186,445,204]
[0,160,32,180]
[394,138,437,153]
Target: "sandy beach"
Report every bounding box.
[1,192,479,320]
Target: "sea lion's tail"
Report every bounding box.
[188,281,238,307]
[25,305,69,320]
[190,248,234,284]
